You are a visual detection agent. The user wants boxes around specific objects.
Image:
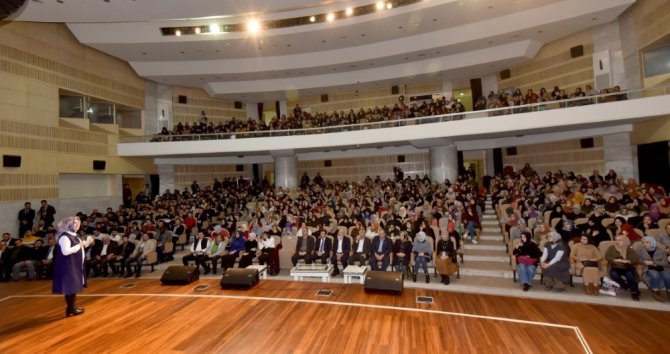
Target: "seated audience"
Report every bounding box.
[370,229,392,271]
[570,235,602,295]
[182,231,212,274]
[351,229,372,266]
[313,230,332,265]
[331,229,351,276]
[412,231,433,283]
[636,236,670,302]
[291,227,315,266]
[513,231,542,291]
[124,233,155,278]
[605,235,641,301]
[10,239,35,281]
[90,235,118,278]
[540,232,570,292]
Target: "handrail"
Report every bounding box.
[120,85,670,143]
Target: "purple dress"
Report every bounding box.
[52,233,85,295]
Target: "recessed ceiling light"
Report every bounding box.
[332,68,337,71]
[386,3,392,9]
[397,25,403,29]
[346,7,353,16]
[215,49,220,53]
[209,24,220,34]
[350,64,357,68]
[175,29,181,37]
[418,53,426,57]
[286,44,292,47]
[404,57,409,60]
[511,34,519,38]
[369,63,374,66]
[340,36,346,39]
[537,30,543,33]
[322,40,327,43]
[488,40,493,44]
[326,13,335,22]
[142,52,146,55]
[361,33,366,37]
[247,19,261,34]
[194,27,201,34]
[592,17,597,21]
[309,16,316,22]
[199,77,204,80]
[376,1,384,10]
[432,18,437,22]
[180,51,185,54]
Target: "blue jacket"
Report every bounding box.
[230,235,246,254]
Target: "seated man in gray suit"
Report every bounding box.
[350,229,371,267]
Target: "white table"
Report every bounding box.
[290,264,333,282]
[343,265,367,284]
[246,265,268,279]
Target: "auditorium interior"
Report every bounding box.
[1,0,670,353]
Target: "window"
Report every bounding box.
[88,101,115,124]
[643,44,670,77]
[59,95,84,118]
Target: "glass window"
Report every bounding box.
[643,45,670,77]
[117,108,142,129]
[88,101,115,124]
[59,95,84,118]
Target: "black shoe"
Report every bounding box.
[425,275,430,284]
[631,292,640,301]
[444,276,450,285]
[66,307,84,317]
[412,274,417,282]
[523,284,530,292]
[332,270,340,277]
[135,272,140,278]
[204,268,211,275]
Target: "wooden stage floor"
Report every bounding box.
[0,278,668,353]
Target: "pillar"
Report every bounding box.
[274,156,298,189]
[603,132,638,182]
[157,164,175,193]
[484,149,496,177]
[430,144,459,183]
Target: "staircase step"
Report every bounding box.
[482,215,496,219]
[480,235,503,242]
[481,220,498,226]
[460,261,514,278]
[463,243,507,252]
[464,254,510,263]
[463,248,509,257]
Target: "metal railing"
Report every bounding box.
[120,86,670,143]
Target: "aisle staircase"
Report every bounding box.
[459,196,513,279]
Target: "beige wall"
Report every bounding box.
[503,137,604,176]
[498,29,595,93]
[632,116,670,145]
[631,0,670,50]
[171,86,246,126]
[298,154,430,182]
[0,21,155,202]
[173,164,253,191]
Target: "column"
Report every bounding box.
[484,148,496,176]
[274,156,298,189]
[157,164,175,193]
[603,132,638,182]
[246,103,259,120]
[430,144,459,183]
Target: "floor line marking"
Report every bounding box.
[573,327,593,354]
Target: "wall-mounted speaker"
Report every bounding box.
[178,95,188,104]
[506,147,518,156]
[324,160,332,167]
[391,85,400,95]
[2,155,21,168]
[234,101,243,109]
[93,160,106,170]
[570,45,584,58]
[236,164,244,172]
[500,69,511,80]
[580,138,594,149]
[397,155,405,163]
[320,94,329,103]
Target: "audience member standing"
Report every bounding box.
[18,202,35,238]
[38,200,56,228]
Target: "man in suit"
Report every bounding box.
[90,235,118,277]
[2,233,16,247]
[182,231,211,274]
[17,202,35,239]
[38,200,56,228]
[331,228,351,276]
[125,233,155,278]
[35,237,57,279]
[350,229,372,266]
[0,240,11,281]
[10,239,36,280]
[370,229,393,271]
[113,235,135,277]
[291,225,315,266]
[313,229,333,265]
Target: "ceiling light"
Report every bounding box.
[345,7,353,16]
[194,27,201,34]
[376,1,384,10]
[326,13,335,22]
[175,29,181,37]
[309,16,316,22]
[209,24,220,34]
[247,19,261,34]
[386,3,393,9]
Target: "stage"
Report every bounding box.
[0,278,668,353]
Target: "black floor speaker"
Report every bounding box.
[160,265,199,285]
[220,268,259,290]
[364,271,404,294]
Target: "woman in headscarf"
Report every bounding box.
[605,234,641,301]
[53,216,94,317]
[411,231,433,283]
[434,230,458,285]
[513,231,542,291]
[540,232,570,292]
[570,235,602,295]
[636,236,670,302]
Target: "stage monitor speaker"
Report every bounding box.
[234,101,243,109]
[506,147,517,156]
[3,155,21,168]
[500,69,511,80]
[391,85,400,95]
[397,155,405,163]
[570,45,584,58]
[178,95,188,104]
[220,268,259,290]
[580,137,594,149]
[364,271,403,294]
[324,160,332,167]
[93,160,106,170]
[321,94,329,103]
[161,265,199,285]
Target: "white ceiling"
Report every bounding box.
[11,0,635,101]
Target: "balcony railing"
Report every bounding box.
[120,86,670,143]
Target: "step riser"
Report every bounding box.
[465,255,510,263]
[458,269,513,278]
[479,236,503,241]
[463,244,506,251]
